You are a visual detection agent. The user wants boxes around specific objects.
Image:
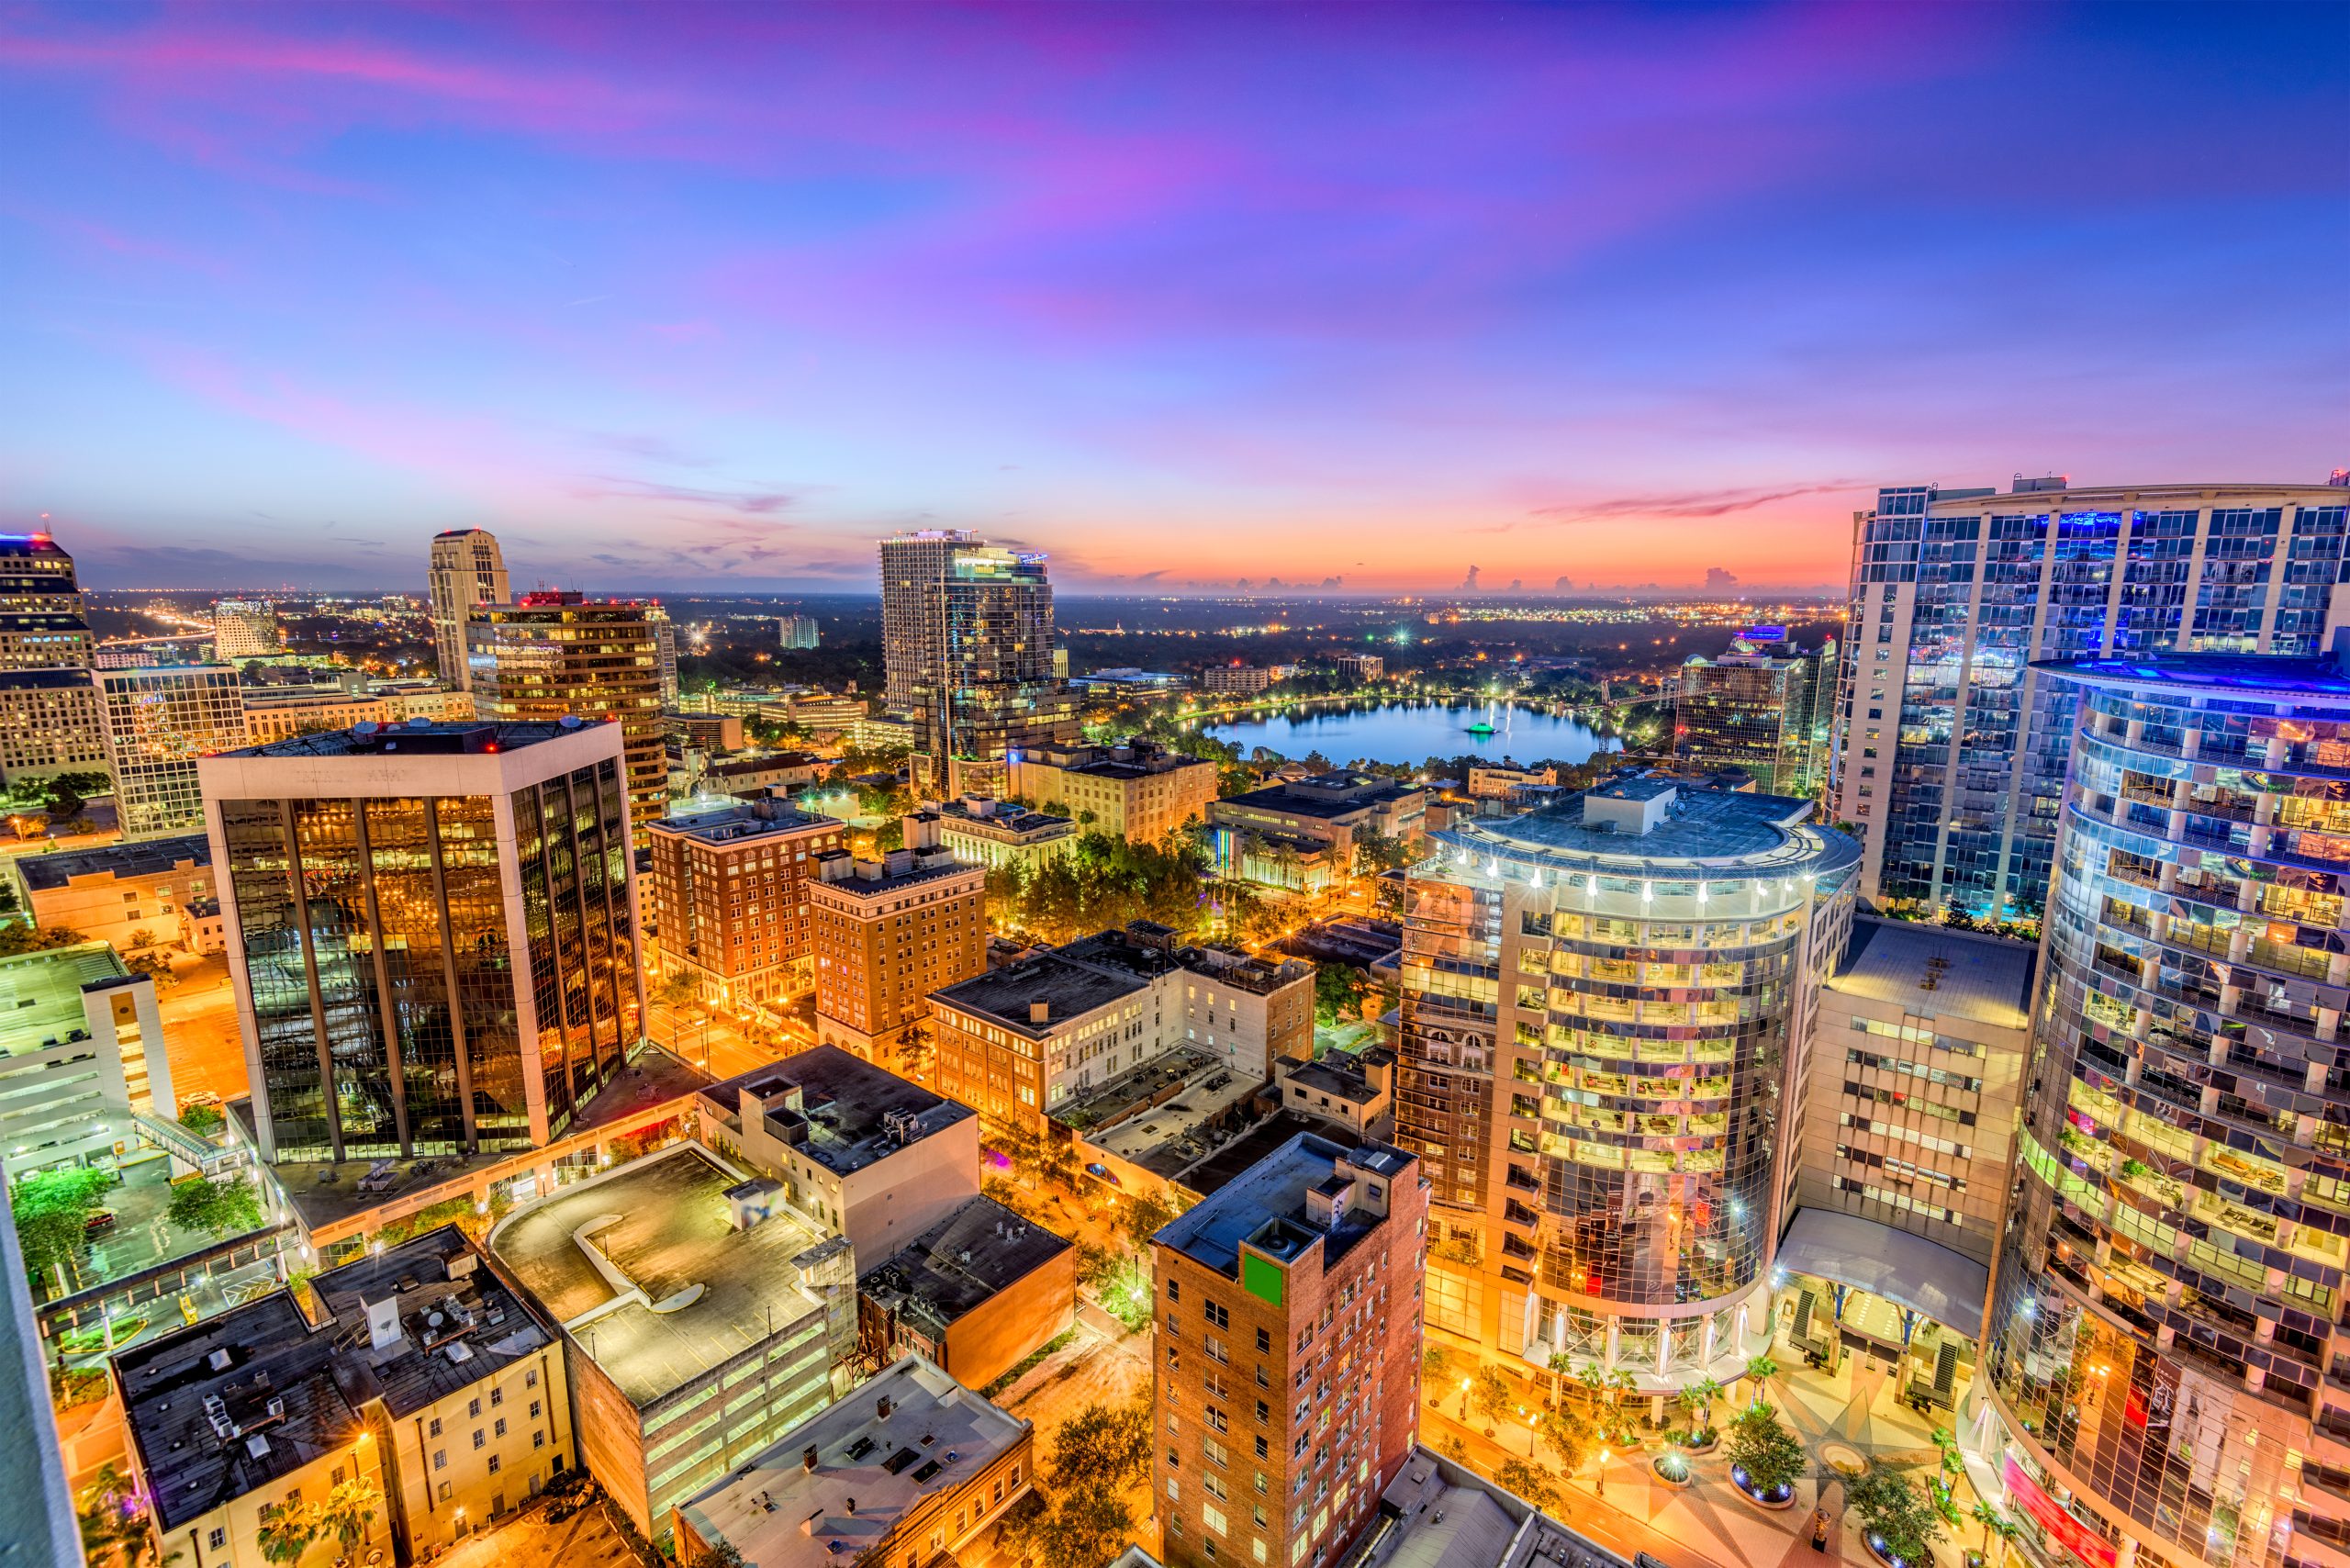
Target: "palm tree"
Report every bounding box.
[317,1478,380,1560]
[1746,1351,1781,1407]
[1690,1374,1724,1433]
[254,1501,319,1566]
[1973,1501,2020,1568]
[1607,1368,1639,1439]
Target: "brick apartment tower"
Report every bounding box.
[1151,1134,1427,1568]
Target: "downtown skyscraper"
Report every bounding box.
[1830,476,2350,924]
[427,526,510,690]
[878,530,1077,794]
[1985,647,2350,1568]
[0,530,106,790]
[198,717,644,1162]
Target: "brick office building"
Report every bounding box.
[1151,1133,1427,1568]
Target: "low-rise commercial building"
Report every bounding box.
[856,1196,1075,1391]
[1152,1133,1427,1568]
[13,833,215,955]
[934,795,1077,872]
[1207,773,1426,893]
[0,941,173,1178]
[809,815,987,1066]
[1330,652,1385,683]
[706,750,829,797]
[487,1145,857,1544]
[672,1354,1033,1568]
[1360,1448,1631,1568]
[1005,738,1219,846]
[666,711,747,753]
[693,1047,980,1267]
[928,924,1310,1127]
[116,1293,393,1568]
[1275,1046,1396,1141]
[1464,760,1556,801]
[647,798,845,1006]
[311,1226,575,1552]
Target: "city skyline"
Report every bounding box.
[5,5,2344,595]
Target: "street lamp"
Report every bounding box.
[1459,1376,1472,1417]
[1597,1449,1609,1496]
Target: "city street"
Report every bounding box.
[153,955,247,1110]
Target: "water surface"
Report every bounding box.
[1204,700,1618,768]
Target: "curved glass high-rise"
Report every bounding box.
[1399,775,1857,1396]
[1986,654,2350,1568]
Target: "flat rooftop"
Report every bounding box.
[1282,1048,1393,1107]
[0,940,128,1052]
[16,833,210,890]
[1215,776,1417,820]
[1831,915,2035,1033]
[223,718,608,759]
[650,798,840,844]
[488,1146,844,1408]
[312,1225,554,1420]
[1438,780,1858,880]
[699,1046,973,1175]
[1365,1447,1631,1568]
[676,1354,1027,1568]
[858,1196,1072,1338]
[2035,652,2350,699]
[116,1293,362,1531]
[242,1047,714,1231]
[936,800,1073,836]
[933,951,1156,1036]
[1154,1129,1411,1278]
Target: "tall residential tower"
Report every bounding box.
[0,531,105,790]
[1986,649,2350,1568]
[468,591,669,841]
[878,531,1077,793]
[1832,476,2350,924]
[1396,774,1856,1401]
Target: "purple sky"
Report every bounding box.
[3,3,2344,595]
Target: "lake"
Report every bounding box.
[1203,700,1620,769]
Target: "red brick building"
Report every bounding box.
[646,797,844,1006]
[1151,1134,1427,1568]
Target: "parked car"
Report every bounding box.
[84,1210,118,1235]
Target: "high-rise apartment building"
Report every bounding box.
[427,527,509,690]
[1985,648,2350,1568]
[649,603,680,704]
[209,598,280,660]
[0,531,105,790]
[1674,626,1836,797]
[878,531,1078,793]
[468,592,668,841]
[1832,476,2350,923]
[879,530,968,716]
[646,797,845,1006]
[97,664,249,840]
[808,812,986,1066]
[197,718,644,1162]
[1396,774,1855,1399]
[778,613,820,650]
[1150,1132,1427,1568]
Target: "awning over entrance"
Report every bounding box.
[1774,1207,1989,1340]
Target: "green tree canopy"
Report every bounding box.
[168,1173,264,1239]
[12,1166,111,1281]
[1728,1401,1807,1497]
[1849,1466,1946,1567]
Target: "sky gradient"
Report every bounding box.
[3,3,2344,595]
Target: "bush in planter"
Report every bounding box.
[1848,1465,1946,1568]
[1727,1401,1806,1501]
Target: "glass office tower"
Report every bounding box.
[1986,651,2350,1568]
[1831,477,2350,926]
[200,719,644,1163]
[1675,627,1838,797]
[1399,775,1857,1394]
